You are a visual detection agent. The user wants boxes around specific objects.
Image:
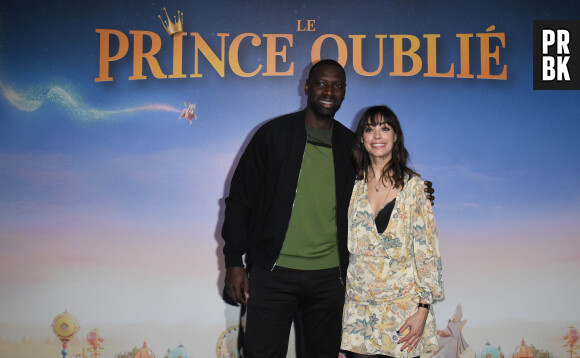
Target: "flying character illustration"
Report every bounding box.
[179,102,197,125]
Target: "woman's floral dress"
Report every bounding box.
[341,176,444,357]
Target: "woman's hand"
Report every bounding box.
[397,305,429,352]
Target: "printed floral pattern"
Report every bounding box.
[341,176,444,357]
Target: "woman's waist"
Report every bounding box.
[345,282,419,304]
[348,252,410,266]
[345,256,417,303]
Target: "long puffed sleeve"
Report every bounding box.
[411,177,444,304]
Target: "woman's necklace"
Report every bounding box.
[370,176,394,216]
[372,177,393,199]
[373,175,382,192]
[380,183,393,204]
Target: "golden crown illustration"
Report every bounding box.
[158,7,184,36]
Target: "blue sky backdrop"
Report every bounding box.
[1,0,579,357]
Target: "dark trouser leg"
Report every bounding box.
[244,266,300,358]
[298,267,345,358]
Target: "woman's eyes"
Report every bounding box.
[365,126,389,132]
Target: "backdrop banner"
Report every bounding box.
[1,1,579,358]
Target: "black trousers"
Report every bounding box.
[245,265,345,358]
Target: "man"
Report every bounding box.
[222,59,433,358]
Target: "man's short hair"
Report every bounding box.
[308,59,345,80]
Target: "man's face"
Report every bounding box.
[305,65,346,118]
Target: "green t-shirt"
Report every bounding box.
[276,125,339,270]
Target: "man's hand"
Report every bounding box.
[224,267,249,305]
[423,180,435,206]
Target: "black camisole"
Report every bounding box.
[375,198,396,234]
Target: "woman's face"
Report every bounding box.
[362,117,397,161]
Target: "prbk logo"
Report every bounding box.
[534,20,580,90]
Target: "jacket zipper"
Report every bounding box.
[271,136,307,271]
[332,133,344,286]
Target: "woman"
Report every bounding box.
[341,105,444,358]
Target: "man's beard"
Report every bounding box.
[308,96,342,118]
